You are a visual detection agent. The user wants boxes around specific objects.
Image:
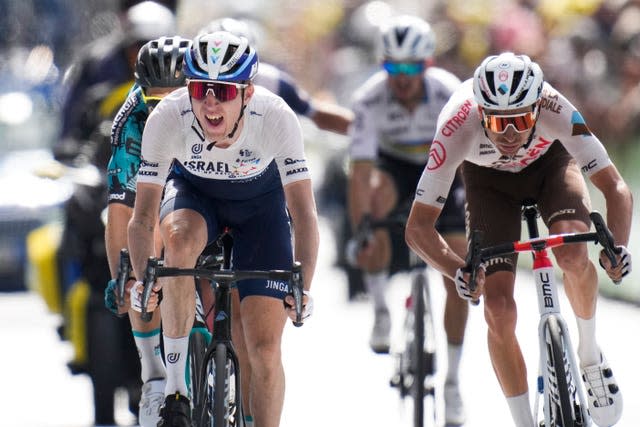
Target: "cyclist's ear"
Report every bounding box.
[243,83,255,102]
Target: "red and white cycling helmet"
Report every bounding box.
[473,52,544,110]
[378,15,435,61]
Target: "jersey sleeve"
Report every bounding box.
[348,95,379,161]
[414,86,475,208]
[268,98,311,185]
[544,87,612,176]
[107,90,144,206]
[137,98,182,186]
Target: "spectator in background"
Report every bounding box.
[55,0,176,164]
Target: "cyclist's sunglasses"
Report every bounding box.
[482,108,538,134]
[382,60,425,76]
[187,80,247,102]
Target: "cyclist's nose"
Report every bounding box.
[502,125,519,141]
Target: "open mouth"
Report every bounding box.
[205,113,223,127]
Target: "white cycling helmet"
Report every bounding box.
[125,1,176,42]
[198,17,256,45]
[473,52,544,110]
[379,15,435,61]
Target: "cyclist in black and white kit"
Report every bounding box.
[127,31,319,427]
[345,15,468,425]
[104,36,191,427]
[406,52,632,427]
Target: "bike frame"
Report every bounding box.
[520,207,590,426]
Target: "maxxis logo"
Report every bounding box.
[167,353,180,364]
[427,140,446,170]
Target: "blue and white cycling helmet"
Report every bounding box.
[379,15,436,61]
[473,52,544,110]
[184,31,259,83]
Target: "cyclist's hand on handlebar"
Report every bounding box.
[599,245,632,285]
[130,280,161,313]
[104,278,135,315]
[284,290,314,323]
[455,264,486,303]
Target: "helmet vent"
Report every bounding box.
[394,27,410,46]
[485,71,496,95]
[510,70,523,95]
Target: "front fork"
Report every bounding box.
[532,263,590,426]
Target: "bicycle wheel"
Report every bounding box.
[207,342,242,427]
[545,315,576,427]
[410,271,437,427]
[189,327,210,426]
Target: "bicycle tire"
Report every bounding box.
[411,272,426,427]
[545,315,575,426]
[189,328,209,426]
[208,342,241,427]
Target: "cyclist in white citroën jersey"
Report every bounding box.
[127,31,319,427]
[406,52,632,427]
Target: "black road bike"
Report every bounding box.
[119,229,305,426]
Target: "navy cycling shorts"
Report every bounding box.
[159,176,293,301]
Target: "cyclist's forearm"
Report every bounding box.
[128,217,156,280]
[293,218,319,291]
[406,202,465,280]
[347,161,374,228]
[105,204,133,278]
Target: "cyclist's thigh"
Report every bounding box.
[225,190,293,301]
[536,147,591,229]
[461,161,523,275]
[159,176,219,244]
[378,154,424,273]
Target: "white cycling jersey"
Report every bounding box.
[138,85,310,197]
[415,79,612,208]
[349,66,461,165]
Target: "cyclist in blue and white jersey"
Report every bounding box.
[128,31,319,427]
[345,15,469,425]
[406,52,632,427]
[200,17,353,135]
[104,35,191,427]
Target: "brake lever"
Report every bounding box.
[590,211,619,268]
[116,248,131,307]
[290,261,304,327]
[140,257,159,322]
[466,230,484,306]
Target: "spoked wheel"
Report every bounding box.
[410,271,437,426]
[207,343,243,427]
[545,315,579,427]
[189,327,210,426]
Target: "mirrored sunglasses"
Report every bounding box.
[187,80,247,102]
[382,61,425,76]
[482,109,538,134]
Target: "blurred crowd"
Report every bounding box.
[1,0,639,146]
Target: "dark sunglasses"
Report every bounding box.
[382,61,425,76]
[187,80,247,102]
